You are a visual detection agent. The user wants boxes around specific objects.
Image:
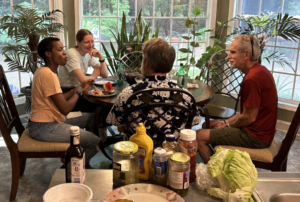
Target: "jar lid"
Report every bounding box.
[154,147,166,155]
[180,129,196,141]
[69,126,80,136]
[114,141,138,154]
[165,134,175,142]
[170,152,190,164]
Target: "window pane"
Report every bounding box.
[138,0,153,17]
[101,42,117,57]
[241,0,260,15]
[83,17,100,40]
[6,71,20,95]
[261,46,275,71]
[261,0,281,13]
[294,76,300,101]
[120,0,134,17]
[273,73,294,99]
[173,0,189,17]
[13,0,31,15]
[297,51,300,75]
[0,48,9,71]
[20,72,31,88]
[155,19,170,40]
[283,0,300,18]
[274,47,297,73]
[172,19,188,39]
[33,0,49,13]
[101,0,117,16]
[0,29,15,45]
[119,18,135,36]
[83,0,99,16]
[277,37,299,48]
[155,0,171,17]
[0,0,11,16]
[101,18,117,41]
[192,0,207,16]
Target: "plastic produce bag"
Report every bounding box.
[195,163,217,190]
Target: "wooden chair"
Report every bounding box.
[200,49,244,128]
[0,65,69,201]
[215,102,300,171]
[124,88,197,146]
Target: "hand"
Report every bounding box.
[211,120,226,129]
[81,78,94,91]
[74,85,83,93]
[89,48,103,59]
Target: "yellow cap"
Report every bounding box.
[170,152,190,164]
[136,123,146,135]
[114,141,138,154]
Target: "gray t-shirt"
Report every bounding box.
[58,48,98,87]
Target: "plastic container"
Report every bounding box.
[168,152,190,197]
[129,123,154,180]
[178,129,197,183]
[113,141,139,188]
[150,147,169,187]
[162,134,178,157]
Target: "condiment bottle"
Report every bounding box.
[162,134,178,156]
[168,152,190,196]
[65,126,85,184]
[178,129,197,182]
[129,123,153,180]
[113,141,139,188]
[177,63,185,87]
[150,147,169,187]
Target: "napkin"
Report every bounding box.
[66,111,82,119]
[187,83,199,88]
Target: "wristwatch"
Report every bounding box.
[226,122,230,127]
[74,91,83,97]
[99,59,105,63]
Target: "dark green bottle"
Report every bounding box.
[117,60,124,86]
[177,63,185,87]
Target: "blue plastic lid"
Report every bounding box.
[166,134,175,142]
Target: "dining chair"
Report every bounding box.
[200,49,244,128]
[214,102,300,171]
[124,88,197,146]
[0,65,69,201]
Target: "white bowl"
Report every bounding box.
[43,183,93,202]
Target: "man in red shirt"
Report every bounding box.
[197,35,278,163]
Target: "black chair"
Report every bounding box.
[0,65,69,201]
[214,103,300,171]
[200,49,244,128]
[124,88,198,146]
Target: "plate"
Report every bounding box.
[103,183,184,202]
[88,90,117,97]
[94,78,116,86]
[43,183,93,202]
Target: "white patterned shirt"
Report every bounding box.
[58,48,98,87]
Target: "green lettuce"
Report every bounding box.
[206,148,257,202]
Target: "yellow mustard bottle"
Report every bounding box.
[129,123,153,180]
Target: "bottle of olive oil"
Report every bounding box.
[65,126,85,184]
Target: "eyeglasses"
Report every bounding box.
[248,35,254,58]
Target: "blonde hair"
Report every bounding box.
[142,38,175,73]
[234,34,260,61]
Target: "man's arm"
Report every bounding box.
[228,107,258,128]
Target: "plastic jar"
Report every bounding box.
[113,141,139,188]
[162,134,178,157]
[168,152,190,197]
[178,129,197,183]
[150,147,169,187]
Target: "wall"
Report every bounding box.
[62,0,76,49]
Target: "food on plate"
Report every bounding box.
[104,81,115,93]
[205,147,257,202]
[90,90,110,96]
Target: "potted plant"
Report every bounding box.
[0,5,68,113]
[101,9,159,76]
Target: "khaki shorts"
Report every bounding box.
[209,127,271,148]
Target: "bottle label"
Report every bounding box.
[179,143,188,154]
[73,135,80,145]
[113,162,126,185]
[137,147,146,173]
[168,168,189,190]
[151,159,168,176]
[70,153,85,184]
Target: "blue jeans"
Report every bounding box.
[28,113,100,163]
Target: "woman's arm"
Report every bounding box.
[90,49,108,78]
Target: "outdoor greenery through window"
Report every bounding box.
[0,0,50,96]
[236,0,300,105]
[80,0,210,78]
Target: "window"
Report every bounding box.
[76,0,217,78]
[0,0,54,98]
[234,0,300,105]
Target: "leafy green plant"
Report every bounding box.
[0,5,67,75]
[101,9,159,75]
[178,7,203,76]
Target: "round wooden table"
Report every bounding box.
[83,78,214,107]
